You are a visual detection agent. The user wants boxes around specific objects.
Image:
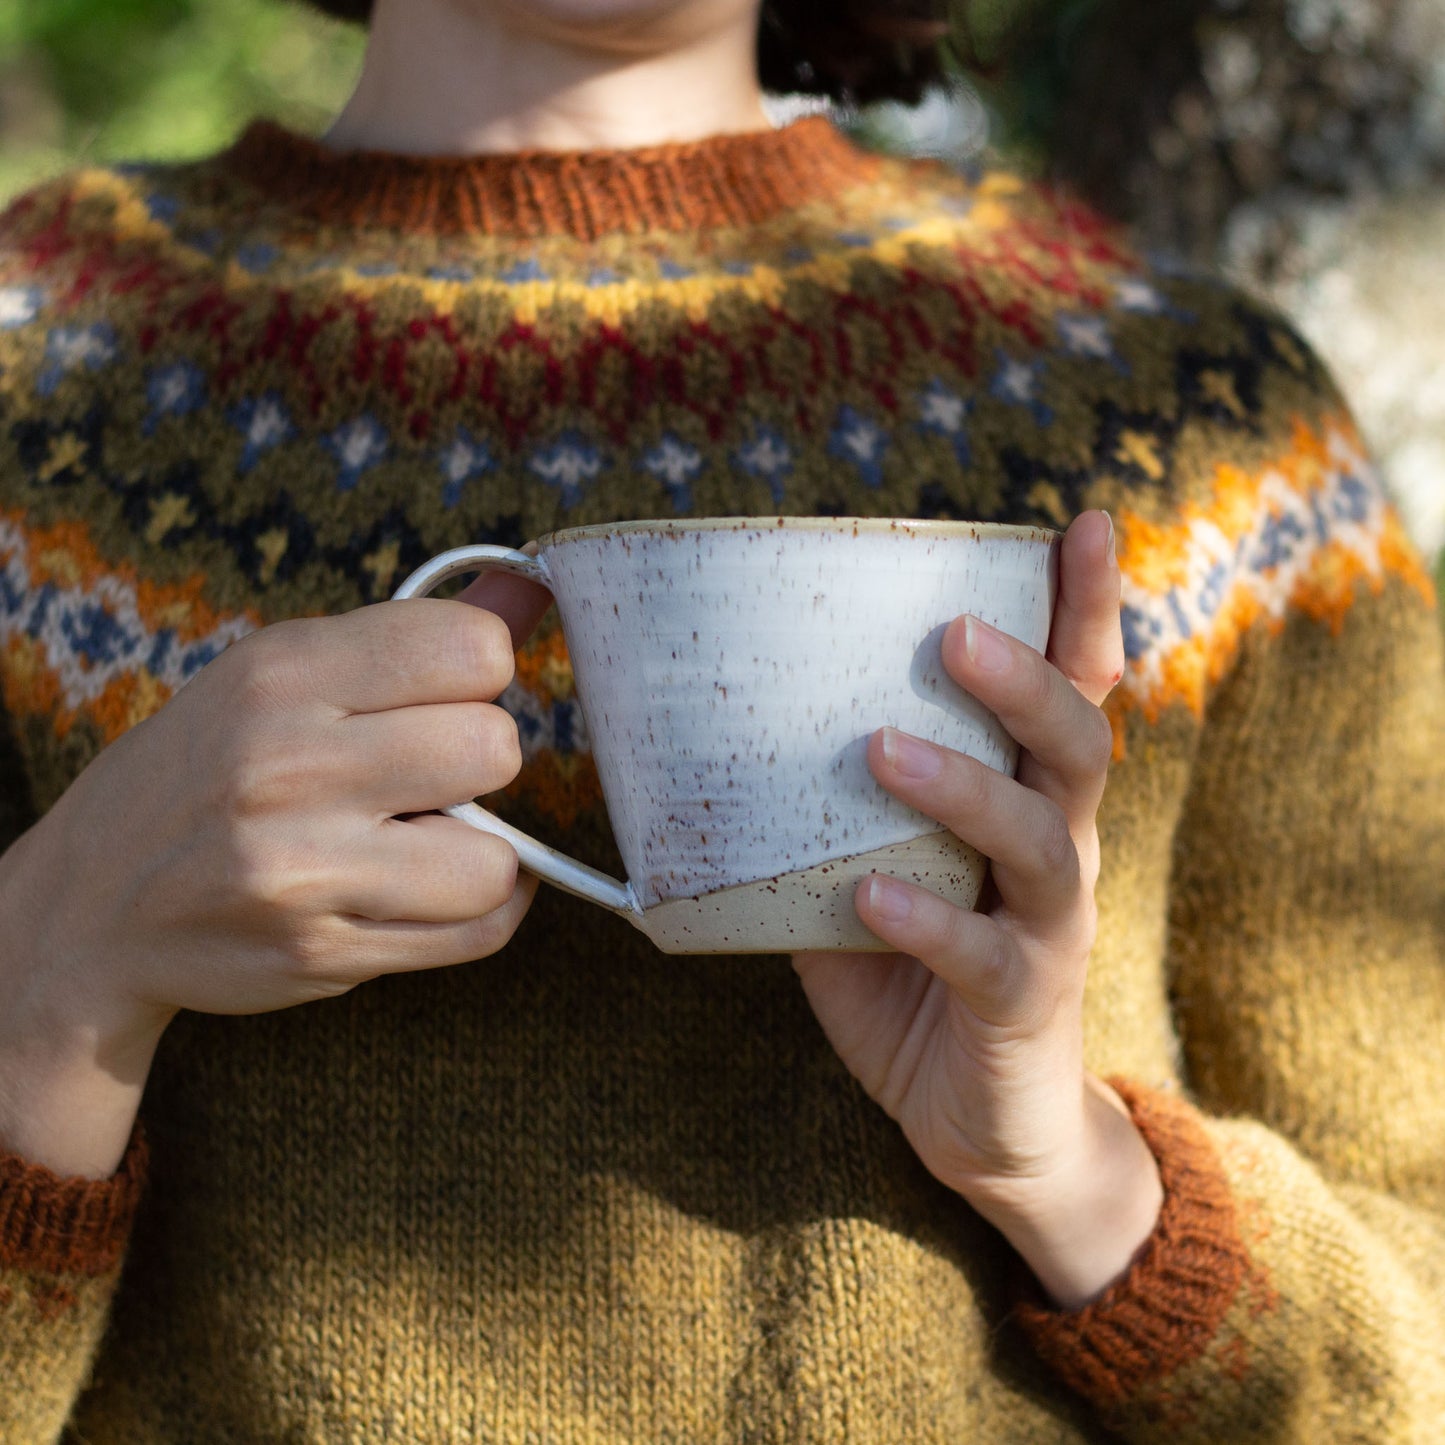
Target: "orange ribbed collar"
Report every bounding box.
[220,116,878,240]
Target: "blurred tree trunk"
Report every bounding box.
[1043,0,1445,561]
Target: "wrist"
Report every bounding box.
[968,1076,1164,1311]
[0,823,170,1178]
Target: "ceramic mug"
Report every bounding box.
[392,517,1059,953]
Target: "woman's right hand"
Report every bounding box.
[0,583,547,1177]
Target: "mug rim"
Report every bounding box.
[536,515,1062,547]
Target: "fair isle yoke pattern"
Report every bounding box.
[1,419,1427,774]
[0,119,1427,814]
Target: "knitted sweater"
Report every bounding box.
[1,116,1442,1444]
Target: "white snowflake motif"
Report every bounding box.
[328,415,390,490]
[143,361,206,435]
[246,398,291,451]
[50,325,116,369]
[917,381,967,434]
[441,435,487,487]
[532,443,600,490]
[154,369,191,412]
[643,434,704,512]
[837,414,884,462]
[828,406,889,487]
[1115,279,1166,314]
[994,355,1039,404]
[1057,313,1114,359]
[529,433,605,505]
[334,418,386,469]
[643,435,703,489]
[736,430,791,478]
[438,428,494,508]
[156,363,206,411]
[37,323,119,396]
[733,426,793,504]
[229,394,295,473]
[0,285,42,330]
[989,351,1054,427]
[915,379,972,464]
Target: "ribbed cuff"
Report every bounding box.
[1013,1080,1248,1410]
[0,1126,148,1277]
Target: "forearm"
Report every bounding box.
[0,826,165,1179]
[0,1019,155,1181]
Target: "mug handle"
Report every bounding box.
[391,544,641,920]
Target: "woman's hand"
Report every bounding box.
[0,571,551,1178]
[792,511,1162,1309]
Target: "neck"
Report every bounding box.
[325,0,771,156]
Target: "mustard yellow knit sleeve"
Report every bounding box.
[0,1131,147,1442]
[1020,473,1445,1438]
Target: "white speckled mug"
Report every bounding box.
[393,518,1058,954]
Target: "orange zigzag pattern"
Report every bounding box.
[0,509,262,743]
[0,513,599,827]
[1107,414,1434,752]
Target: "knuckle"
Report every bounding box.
[282,920,343,980]
[1105,636,1127,692]
[471,913,517,959]
[226,621,316,712]
[1018,652,1058,717]
[370,601,515,702]
[968,931,1018,1004]
[1077,836,1103,896]
[223,838,291,913]
[215,739,315,819]
[459,891,524,959]
[1035,804,1079,882]
[471,833,521,904]
[476,705,523,786]
[214,747,279,818]
[456,608,516,696]
[1076,706,1115,776]
[222,821,332,917]
[224,828,296,910]
[949,754,992,817]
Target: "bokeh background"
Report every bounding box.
[1,0,1441,596]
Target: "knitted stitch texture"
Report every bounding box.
[0,117,1442,1443]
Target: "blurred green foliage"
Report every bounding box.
[0,0,1086,199]
[0,0,363,198]
[965,0,1103,166]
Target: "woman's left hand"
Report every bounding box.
[792,510,1163,1310]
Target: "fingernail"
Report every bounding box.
[963,615,1011,672]
[1102,511,1116,566]
[881,727,942,780]
[865,874,914,922]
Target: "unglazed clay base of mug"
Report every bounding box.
[633,829,986,954]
